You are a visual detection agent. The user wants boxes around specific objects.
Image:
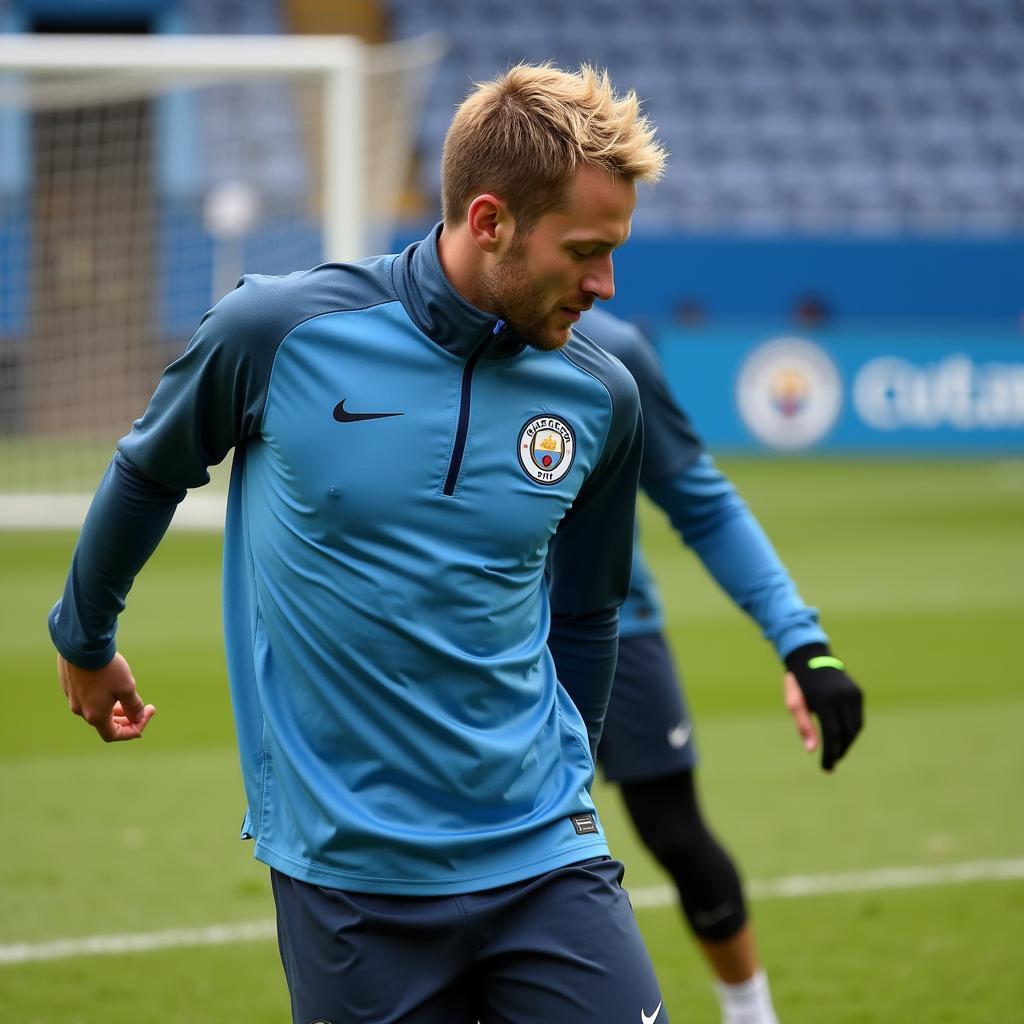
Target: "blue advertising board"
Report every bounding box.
[655,327,1024,453]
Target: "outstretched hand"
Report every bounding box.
[783,644,863,772]
[57,652,156,742]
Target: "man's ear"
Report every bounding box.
[466,194,516,255]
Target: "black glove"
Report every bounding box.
[785,643,864,771]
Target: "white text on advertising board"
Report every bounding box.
[854,355,1024,431]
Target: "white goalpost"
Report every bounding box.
[0,32,444,525]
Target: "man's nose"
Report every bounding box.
[582,255,615,302]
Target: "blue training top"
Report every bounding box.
[578,307,827,657]
[49,227,643,896]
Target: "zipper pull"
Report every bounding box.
[492,318,506,335]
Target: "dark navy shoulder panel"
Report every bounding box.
[578,307,704,486]
[225,255,399,355]
[559,325,641,466]
[547,329,643,619]
[119,256,398,490]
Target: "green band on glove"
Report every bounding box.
[808,655,845,671]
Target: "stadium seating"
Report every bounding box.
[386,0,1024,235]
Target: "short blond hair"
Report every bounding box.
[441,62,666,229]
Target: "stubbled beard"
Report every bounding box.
[478,243,569,352]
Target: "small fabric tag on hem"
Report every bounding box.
[569,812,598,836]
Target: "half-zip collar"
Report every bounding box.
[392,223,524,360]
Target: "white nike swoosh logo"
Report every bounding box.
[667,721,691,749]
[641,1001,663,1024]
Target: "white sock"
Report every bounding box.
[714,969,779,1024]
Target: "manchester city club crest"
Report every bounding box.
[517,415,576,485]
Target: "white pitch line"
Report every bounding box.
[0,492,227,530]
[2,858,1022,966]
[0,919,278,967]
[628,856,1024,908]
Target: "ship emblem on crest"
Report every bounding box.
[518,415,576,485]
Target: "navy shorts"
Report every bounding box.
[598,631,697,783]
[271,857,668,1024]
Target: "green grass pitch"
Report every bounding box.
[1,457,1022,1022]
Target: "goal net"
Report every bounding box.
[0,33,443,525]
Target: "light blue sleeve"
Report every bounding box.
[645,452,828,659]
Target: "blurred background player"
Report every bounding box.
[579,306,864,1024]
